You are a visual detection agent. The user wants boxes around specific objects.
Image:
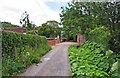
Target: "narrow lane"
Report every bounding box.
[19,42,77,76]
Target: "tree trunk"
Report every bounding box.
[67,35,70,41]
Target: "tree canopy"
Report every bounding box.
[38,20,62,38]
[20,11,35,30]
[60,1,120,53]
[60,1,120,36]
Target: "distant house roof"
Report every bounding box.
[1,27,27,33]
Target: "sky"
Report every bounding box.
[0,0,71,26]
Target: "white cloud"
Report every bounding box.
[0,0,67,26]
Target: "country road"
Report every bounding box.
[18,42,78,76]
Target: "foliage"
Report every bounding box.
[60,3,82,41]
[2,31,51,76]
[38,23,55,38]
[62,37,67,42]
[68,41,116,78]
[2,22,18,27]
[87,26,110,49]
[60,1,120,53]
[20,11,35,30]
[38,20,62,38]
[110,60,120,78]
[108,34,120,54]
[27,30,37,35]
[60,1,120,35]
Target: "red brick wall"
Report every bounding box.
[47,40,56,45]
[47,39,61,46]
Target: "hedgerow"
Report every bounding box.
[2,31,51,76]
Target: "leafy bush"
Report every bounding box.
[2,22,18,27]
[2,31,51,76]
[27,30,37,35]
[108,34,120,54]
[109,56,120,78]
[68,41,116,78]
[62,37,67,42]
[87,26,110,49]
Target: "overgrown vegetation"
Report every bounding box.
[38,20,62,39]
[27,30,37,35]
[69,41,118,78]
[62,1,120,78]
[2,31,51,76]
[60,1,120,53]
[87,26,110,49]
[2,22,19,27]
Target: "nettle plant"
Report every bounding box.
[68,41,116,78]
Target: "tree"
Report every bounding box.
[20,11,34,30]
[46,20,62,40]
[60,2,89,41]
[38,20,62,38]
[38,23,54,38]
[46,20,59,27]
[60,1,120,53]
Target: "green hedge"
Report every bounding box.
[2,31,51,76]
